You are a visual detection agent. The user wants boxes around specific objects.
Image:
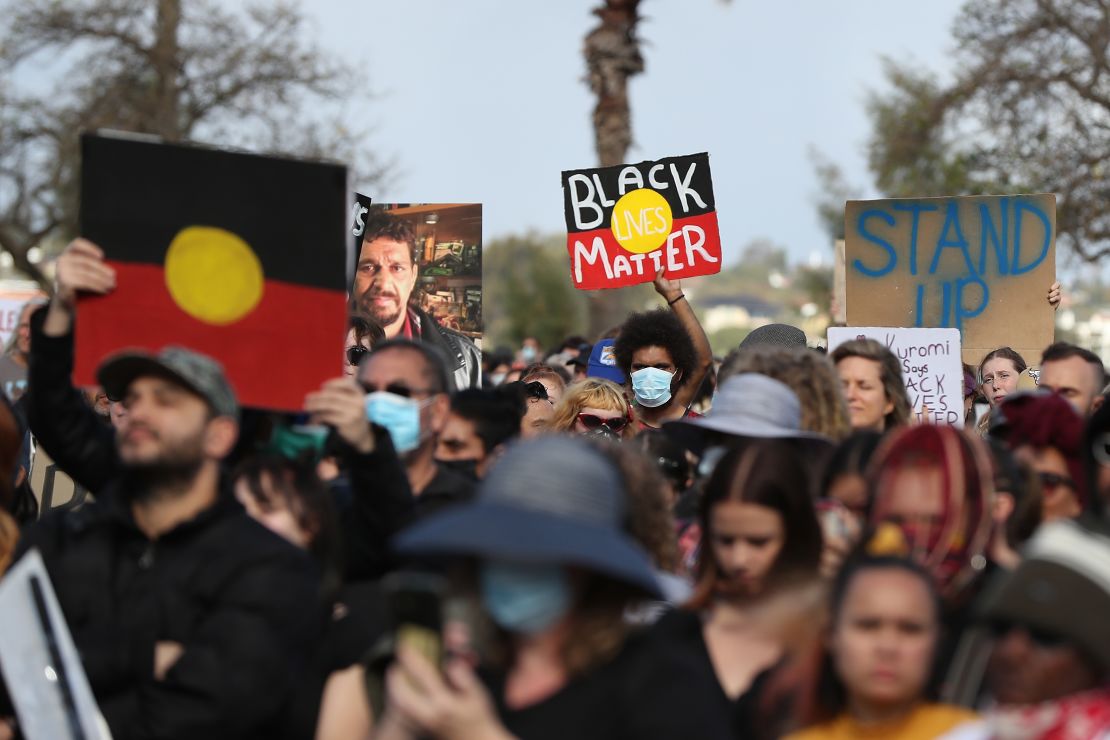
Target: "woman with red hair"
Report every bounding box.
[865,425,996,678]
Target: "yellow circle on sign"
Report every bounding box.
[610,188,673,254]
[164,226,264,325]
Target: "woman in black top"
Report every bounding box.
[319,436,733,740]
[651,439,824,739]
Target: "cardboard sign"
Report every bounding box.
[845,194,1055,365]
[828,326,965,427]
[0,550,112,739]
[561,153,721,289]
[29,444,92,515]
[76,132,349,411]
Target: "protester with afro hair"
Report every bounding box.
[613,271,712,430]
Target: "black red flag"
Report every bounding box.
[76,132,348,411]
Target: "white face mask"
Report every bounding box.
[631,367,675,408]
[489,372,507,386]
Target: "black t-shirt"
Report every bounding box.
[484,628,733,740]
[650,608,790,740]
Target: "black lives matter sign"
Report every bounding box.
[561,153,721,289]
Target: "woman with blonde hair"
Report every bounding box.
[547,377,636,441]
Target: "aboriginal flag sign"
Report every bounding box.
[561,152,721,290]
[76,133,349,411]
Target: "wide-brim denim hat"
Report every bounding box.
[393,436,661,597]
[665,373,828,443]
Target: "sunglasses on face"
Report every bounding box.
[359,381,434,399]
[1038,471,1076,491]
[989,619,1068,648]
[576,413,629,434]
[346,345,370,366]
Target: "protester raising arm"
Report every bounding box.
[653,269,712,410]
[304,377,415,581]
[25,238,121,493]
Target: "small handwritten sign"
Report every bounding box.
[828,326,964,427]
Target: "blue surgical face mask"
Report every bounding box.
[480,561,571,635]
[631,367,675,408]
[521,345,537,363]
[365,391,424,454]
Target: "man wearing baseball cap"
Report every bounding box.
[10,239,321,738]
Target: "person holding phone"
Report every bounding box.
[316,437,732,740]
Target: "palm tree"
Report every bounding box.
[582,0,644,335]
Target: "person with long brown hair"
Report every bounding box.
[831,339,911,433]
[978,347,1028,410]
[648,439,824,738]
[974,346,1030,436]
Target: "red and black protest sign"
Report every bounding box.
[76,133,349,411]
[561,152,721,290]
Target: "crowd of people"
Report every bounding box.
[0,213,1106,740]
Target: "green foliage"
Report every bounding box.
[809,148,860,241]
[707,326,751,354]
[795,264,833,310]
[864,0,1110,261]
[482,232,588,349]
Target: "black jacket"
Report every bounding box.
[411,306,481,391]
[25,307,119,494]
[14,488,322,739]
[333,425,416,581]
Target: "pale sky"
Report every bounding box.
[305,0,966,265]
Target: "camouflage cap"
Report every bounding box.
[97,346,239,419]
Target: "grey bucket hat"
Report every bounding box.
[665,373,827,442]
[97,346,239,419]
[393,436,662,597]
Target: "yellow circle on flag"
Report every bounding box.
[164,226,264,325]
[610,188,673,254]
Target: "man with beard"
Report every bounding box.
[353,211,480,390]
[9,239,321,738]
